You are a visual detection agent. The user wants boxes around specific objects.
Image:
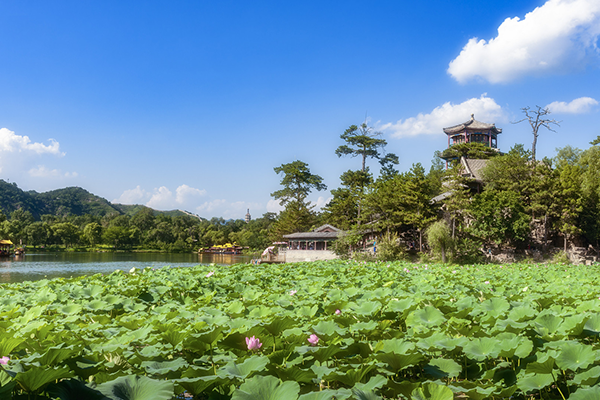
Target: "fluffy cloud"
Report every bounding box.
[114,184,207,210]
[546,97,599,114]
[112,185,149,204]
[266,199,284,213]
[28,165,78,178]
[448,0,600,83]
[0,128,63,155]
[176,184,206,204]
[380,95,506,138]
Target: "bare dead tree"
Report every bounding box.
[513,106,560,162]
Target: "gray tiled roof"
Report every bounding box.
[443,114,502,135]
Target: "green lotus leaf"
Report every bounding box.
[0,337,24,357]
[407,306,446,327]
[217,355,269,380]
[352,301,382,316]
[248,305,273,318]
[569,386,600,400]
[424,358,462,378]
[534,314,563,337]
[15,365,74,393]
[379,338,415,354]
[478,297,510,319]
[555,342,596,371]
[462,338,499,361]
[351,388,381,400]
[312,320,344,336]
[104,295,124,305]
[85,300,111,311]
[295,305,319,318]
[46,379,108,400]
[37,344,82,366]
[232,375,299,400]
[82,285,104,298]
[262,316,297,336]
[175,376,222,396]
[584,313,600,336]
[323,364,377,387]
[0,369,16,397]
[298,388,352,400]
[571,365,600,386]
[349,321,378,334]
[226,300,245,315]
[411,382,454,400]
[507,305,537,322]
[517,373,554,393]
[97,374,174,400]
[310,363,336,380]
[60,304,83,315]
[376,351,424,372]
[141,358,189,375]
[273,365,316,383]
[353,374,387,392]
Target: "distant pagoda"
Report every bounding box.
[442,114,501,156]
[245,209,251,223]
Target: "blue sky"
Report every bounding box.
[1,0,599,219]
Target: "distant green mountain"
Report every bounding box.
[0,180,196,220]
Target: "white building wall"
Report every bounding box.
[284,250,338,263]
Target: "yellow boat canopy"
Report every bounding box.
[0,240,13,246]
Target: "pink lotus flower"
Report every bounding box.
[335,309,341,315]
[205,271,215,278]
[289,290,297,296]
[245,336,262,351]
[0,356,8,365]
[308,334,319,346]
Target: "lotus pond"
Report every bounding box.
[1,261,600,399]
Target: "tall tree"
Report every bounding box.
[271,160,326,237]
[335,122,388,172]
[514,106,560,162]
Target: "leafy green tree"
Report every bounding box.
[553,163,584,251]
[469,190,531,246]
[336,123,388,172]
[440,142,499,165]
[25,222,48,246]
[83,222,103,247]
[52,222,81,247]
[322,169,371,229]
[8,209,35,244]
[426,220,454,263]
[271,161,326,237]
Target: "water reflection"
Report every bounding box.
[0,252,252,284]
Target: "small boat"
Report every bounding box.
[0,240,13,257]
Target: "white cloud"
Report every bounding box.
[197,199,227,214]
[0,128,64,155]
[266,199,284,213]
[448,0,600,83]
[175,184,206,204]
[546,97,599,114]
[112,185,150,204]
[380,95,506,138]
[313,196,332,210]
[146,186,175,209]
[114,183,207,211]
[28,165,78,179]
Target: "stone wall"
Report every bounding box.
[284,250,339,263]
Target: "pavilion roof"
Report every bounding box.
[443,114,502,135]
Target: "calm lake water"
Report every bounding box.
[0,252,253,284]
